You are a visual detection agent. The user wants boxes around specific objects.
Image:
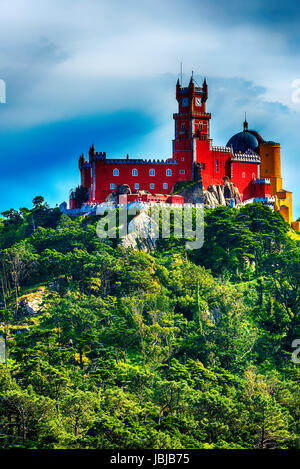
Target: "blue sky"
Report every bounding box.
[0,0,300,219]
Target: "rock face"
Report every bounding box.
[177,181,204,204]
[177,177,241,208]
[19,287,46,316]
[203,179,241,207]
[118,184,131,195]
[121,210,158,252]
[105,193,118,202]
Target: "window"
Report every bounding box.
[201,163,206,170]
[113,168,119,176]
[242,172,246,179]
[166,169,172,176]
[149,169,155,176]
[216,159,219,173]
[179,123,186,135]
[110,183,115,190]
[150,183,155,190]
[252,173,256,179]
[181,157,184,161]
[163,183,168,189]
[265,169,269,174]
[180,170,185,175]
[132,169,138,176]
[135,183,139,190]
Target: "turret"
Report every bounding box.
[89,144,95,162]
[176,78,181,101]
[202,78,208,102]
[79,153,85,170]
[189,73,195,92]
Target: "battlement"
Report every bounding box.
[106,158,178,165]
[253,178,271,184]
[95,152,106,159]
[212,146,232,153]
[232,153,261,163]
[173,112,211,119]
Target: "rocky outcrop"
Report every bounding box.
[203,180,241,207]
[118,184,131,195]
[19,287,46,316]
[177,177,241,208]
[177,181,203,204]
[203,190,219,207]
[121,210,158,252]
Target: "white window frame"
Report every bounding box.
[180,169,185,175]
[150,183,155,190]
[163,183,168,189]
[110,183,115,190]
[149,169,155,176]
[134,183,139,190]
[132,168,138,176]
[113,168,119,176]
[166,169,172,177]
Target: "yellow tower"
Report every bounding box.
[259,141,298,228]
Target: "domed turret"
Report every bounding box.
[227,120,264,154]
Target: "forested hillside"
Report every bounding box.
[0,198,299,449]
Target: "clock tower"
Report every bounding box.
[173,75,211,181]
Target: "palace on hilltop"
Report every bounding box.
[69,75,299,230]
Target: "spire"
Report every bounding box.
[176,78,180,86]
[243,112,248,131]
[189,71,194,85]
[89,144,95,162]
[202,77,208,102]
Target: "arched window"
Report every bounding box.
[166,169,172,177]
[150,183,155,190]
[163,183,168,189]
[135,183,139,190]
[132,169,138,176]
[149,169,155,176]
[242,172,246,179]
[113,168,119,176]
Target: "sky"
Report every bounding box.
[0,0,300,218]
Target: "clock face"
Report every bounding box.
[182,97,189,107]
[195,97,202,106]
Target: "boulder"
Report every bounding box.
[177,181,203,204]
[121,210,158,252]
[19,287,46,316]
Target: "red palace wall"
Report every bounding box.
[91,158,180,203]
[81,165,91,188]
[72,78,263,207]
[252,180,271,198]
[231,160,260,201]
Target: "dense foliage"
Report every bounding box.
[0,198,299,449]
